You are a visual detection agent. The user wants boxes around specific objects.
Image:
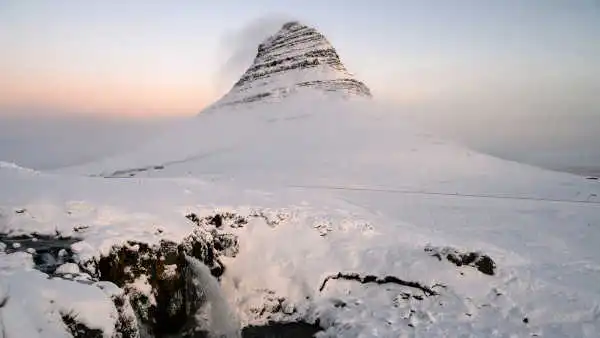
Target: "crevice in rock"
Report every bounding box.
[425,245,496,276]
[319,272,439,296]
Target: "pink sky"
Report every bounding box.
[1,1,598,118]
[0,74,215,117]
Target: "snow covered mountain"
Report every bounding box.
[213,21,371,108]
[55,20,599,202]
[2,21,600,337]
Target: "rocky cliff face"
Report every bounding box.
[215,21,371,107]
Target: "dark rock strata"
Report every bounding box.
[217,21,371,107]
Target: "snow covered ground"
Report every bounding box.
[2,21,600,338]
[2,94,600,337]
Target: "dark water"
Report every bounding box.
[241,321,322,338]
[182,322,323,338]
[0,234,80,273]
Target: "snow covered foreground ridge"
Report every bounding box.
[2,21,600,338]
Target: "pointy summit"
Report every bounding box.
[215,21,372,107]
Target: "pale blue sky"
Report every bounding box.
[1,0,599,115]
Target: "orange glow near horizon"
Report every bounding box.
[0,75,219,117]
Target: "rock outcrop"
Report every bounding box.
[425,245,497,276]
[215,21,371,107]
[80,222,240,336]
[0,210,318,337]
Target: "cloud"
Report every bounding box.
[213,14,295,95]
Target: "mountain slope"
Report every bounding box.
[57,22,597,203]
[61,93,598,205]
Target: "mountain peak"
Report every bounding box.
[214,21,372,107]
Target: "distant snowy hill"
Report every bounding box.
[2,22,600,337]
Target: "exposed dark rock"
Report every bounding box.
[587,176,598,180]
[332,299,347,308]
[0,291,7,308]
[319,272,439,296]
[73,225,90,233]
[425,245,496,276]
[297,79,371,96]
[105,164,169,178]
[80,219,240,336]
[88,241,196,335]
[2,212,318,338]
[186,210,287,230]
[110,167,148,177]
[213,232,239,257]
[207,214,223,228]
[248,210,290,227]
[111,294,139,338]
[61,312,103,338]
[217,21,371,108]
[186,212,249,229]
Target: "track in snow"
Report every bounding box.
[289,184,600,206]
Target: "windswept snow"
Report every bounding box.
[2,141,600,336]
[57,96,600,205]
[2,21,600,338]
